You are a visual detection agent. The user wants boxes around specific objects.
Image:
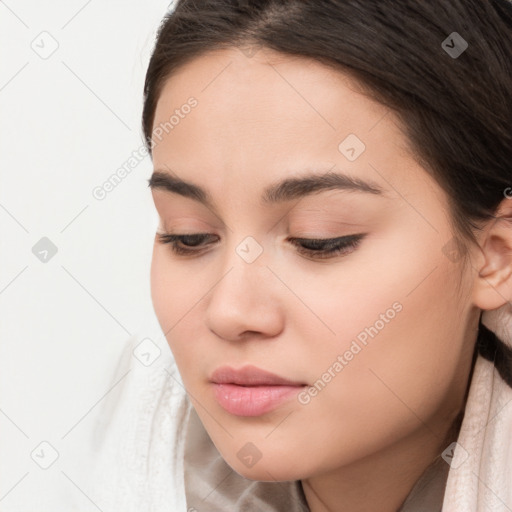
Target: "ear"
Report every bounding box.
[472,197,512,310]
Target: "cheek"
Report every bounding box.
[150,246,189,354]
[149,245,210,372]
[150,245,198,322]
[313,246,468,434]
[271,238,468,465]
[150,246,169,328]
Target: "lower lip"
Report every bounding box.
[212,383,304,416]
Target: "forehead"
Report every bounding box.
[154,47,396,136]
[151,47,414,198]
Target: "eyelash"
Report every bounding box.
[156,232,365,260]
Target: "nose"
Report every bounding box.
[204,245,284,343]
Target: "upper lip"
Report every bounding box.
[210,365,305,387]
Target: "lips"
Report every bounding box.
[210,365,307,416]
[210,364,306,387]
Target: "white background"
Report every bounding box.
[0,1,173,509]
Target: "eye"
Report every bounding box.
[156,232,365,259]
[156,233,218,256]
[287,234,365,260]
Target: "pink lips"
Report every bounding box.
[210,365,306,416]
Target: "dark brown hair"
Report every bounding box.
[142,0,512,383]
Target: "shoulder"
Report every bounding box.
[89,334,191,512]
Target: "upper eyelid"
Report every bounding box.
[158,232,351,239]
[157,232,366,260]
[159,233,364,245]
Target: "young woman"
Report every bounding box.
[91,1,512,510]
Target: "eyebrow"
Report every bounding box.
[148,168,384,211]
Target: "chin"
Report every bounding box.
[221,451,309,482]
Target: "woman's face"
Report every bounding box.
[149,47,478,481]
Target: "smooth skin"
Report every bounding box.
[148,47,512,512]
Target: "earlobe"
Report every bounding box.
[472,198,512,311]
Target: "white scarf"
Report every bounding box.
[89,304,512,511]
[442,305,512,511]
